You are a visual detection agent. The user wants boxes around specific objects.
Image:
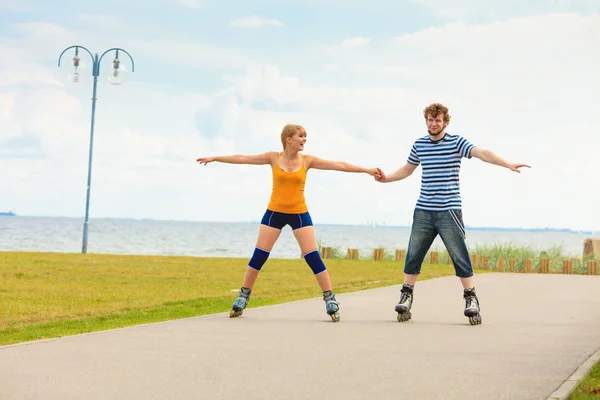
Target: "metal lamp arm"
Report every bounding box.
[98,48,136,73]
[57,45,94,68]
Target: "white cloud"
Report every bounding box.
[0,95,22,141]
[198,12,600,230]
[13,22,72,39]
[408,0,469,20]
[385,13,600,105]
[351,64,425,78]
[0,41,60,87]
[2,11,599,231]
[9,22,76,62]
[222,66,301,106]
[408,0,600,20]
[174,0,204,9]
[229,16,284,28]
[340,37,371,49]
[0,65,61,88]
[0,0,26,10]
[77,14,122,30]
[131,38,252,69]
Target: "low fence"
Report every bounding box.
[319,247,599,275]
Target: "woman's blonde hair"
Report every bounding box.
[280,124,306,149]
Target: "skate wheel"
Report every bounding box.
[330,312,340,322]
[468,314,482,325]
[229,309,243,318]
[397,310,412,322]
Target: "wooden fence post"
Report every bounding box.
[587,260,598,275]
[373,248,384,261]
[539,258,550,273]
[497,257,505,272]
[481,256,489,269]
[395,249,406,262]
[523,259,532,273]
[346,248,359,260]
[509,258,516,272]
[563,260,573,274]
[321,247,332,259]
[429,251,439,264]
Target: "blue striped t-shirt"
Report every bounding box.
[407,133,475,211]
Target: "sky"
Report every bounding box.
[0,0,599,231]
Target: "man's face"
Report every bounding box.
[426,113,447,137]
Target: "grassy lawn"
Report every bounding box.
[569,358,600,400]
[0,251,463,345]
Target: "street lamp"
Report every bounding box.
[58,45,135,254]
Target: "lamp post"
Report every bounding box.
[58,46,135,254]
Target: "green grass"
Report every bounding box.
[0,251,463,346]
[569,358,600,400]
[468,243,598,273]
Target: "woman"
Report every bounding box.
[196,124,380,322]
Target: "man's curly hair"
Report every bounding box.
[423,103,451,123]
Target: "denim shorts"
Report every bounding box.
[260,209,313,230]
[404,208,473,278]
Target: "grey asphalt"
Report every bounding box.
[1,273,599,400]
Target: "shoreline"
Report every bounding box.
[1,215,597,235]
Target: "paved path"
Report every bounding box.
[1,274,599,400]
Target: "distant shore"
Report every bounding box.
[1,215,597,235]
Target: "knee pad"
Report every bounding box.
[248,248,270,271]
[304,250,326,275]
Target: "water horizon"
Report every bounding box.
[1,215,597,259]
[3,214,598,235]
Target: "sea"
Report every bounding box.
[0,216,596,259]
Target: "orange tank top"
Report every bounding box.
[267,153,308,214]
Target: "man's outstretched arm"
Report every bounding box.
[470,147,531,173]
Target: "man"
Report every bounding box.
[375,103,530,325]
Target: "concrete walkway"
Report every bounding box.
[1,274,599,400]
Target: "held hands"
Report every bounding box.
[374,168,386,182]
[196,157,216,166]
[366,168,382,180]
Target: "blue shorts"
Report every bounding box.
[261,210,313,230]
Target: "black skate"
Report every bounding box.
[463,288,482,325]
[230,287,251,318]
[395,284,414,322]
